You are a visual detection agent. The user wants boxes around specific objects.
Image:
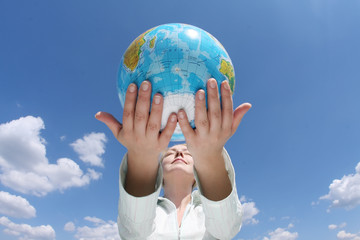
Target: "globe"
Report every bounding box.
[117,23,235,141]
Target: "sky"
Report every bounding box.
[1,0,360,239]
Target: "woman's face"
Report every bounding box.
[162,144,194,177]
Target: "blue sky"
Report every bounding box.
[1,0,360,239]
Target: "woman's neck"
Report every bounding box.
[164,184,192,227]
[163,180,193,208]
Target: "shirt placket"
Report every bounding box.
[177,204,191,240]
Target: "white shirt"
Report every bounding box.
[117,148,243,240]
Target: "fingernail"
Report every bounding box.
[95,112,101,118]
[142,81,149,91]
[171,115,177,122]
[223,81,230,90]
[128,84,136,93]
[178,111,184,119]
[198,91,205,100]
[154,95,161,104]
[210,80,216,89]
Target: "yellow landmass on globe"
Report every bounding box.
[123,28,154,71]
[219,59,235,94]
[149,36,156,49]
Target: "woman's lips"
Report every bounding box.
[171,158,187,164]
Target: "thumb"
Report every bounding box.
[95,111,123,138]
[231,103,252,135]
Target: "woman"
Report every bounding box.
[96,78,251,239]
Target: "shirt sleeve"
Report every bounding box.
[117,153,163,240]
[193,147,243,240]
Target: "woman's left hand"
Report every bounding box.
[178,78,251,162]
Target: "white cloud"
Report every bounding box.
[0,116,47,170]
[329,223,347,230]
[64,222,75,232]
[269,217,276,221]
[263,225,298,240]
[320,162,360,210]
[311,201,319,206]
[0,116,102,196]
[71,216,120,240]
[84,216,106,225]
[70,132,107,167]
[329,224,338,230]
[0,216,55,240]
[240,196,260,225]
[337,230,360,240]
[0,191,36,218]
[243,202,260,225]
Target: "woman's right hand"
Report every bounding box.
[95,80,178,196]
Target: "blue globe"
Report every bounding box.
[117,23,235,141]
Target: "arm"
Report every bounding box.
[96,81,177,238]
[178,78,251,200]
[194,148,243,239]
[96,81,177,196]
[178,78,251,238]
[117,153,163,239]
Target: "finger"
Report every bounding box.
[207,78,222,132]
[178,109,196,141]
[134,81,151,136]
[146,94,163,139]
[220,81,233,131]
[159,113,178,147]
[122,83,138,131]
[95,111,123,138]
[194,89,209,134]
[231,103,252,135]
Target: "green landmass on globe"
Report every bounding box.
[123,28,154,71]
[219,59,235,94]
[118,23,236,141]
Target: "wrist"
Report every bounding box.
[193,149,224,171]
[127,149,160,173]
[127,149,160,162]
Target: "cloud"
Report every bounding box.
[65,216,120,240]
[64,222,75,232]
[0,116,102,196]
[70,132,107,167]
[240,196,260,225]
[0,216,55,240]
[83,216,106,225]
[263,224,298,240]
[0,191,36,218]
[329,222,347,230]
[337,230,360,240]
[329,224,338,230]
[320,162,360,210]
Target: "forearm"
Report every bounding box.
[118,154,162,239]
[125,150,160,197]
[193,148,232,201]
[194,148,243,239]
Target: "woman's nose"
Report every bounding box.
[175,151,184,158]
